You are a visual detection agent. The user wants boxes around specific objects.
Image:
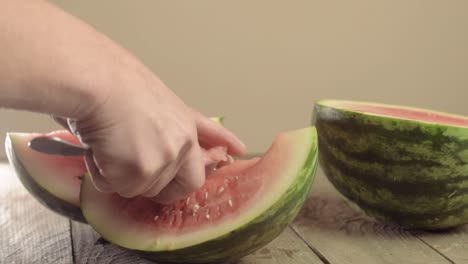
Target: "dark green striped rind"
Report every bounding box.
[136,128,318,263]
[4,134,86,223]
[313,100,468,229]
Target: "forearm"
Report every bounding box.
[0,0,136,119]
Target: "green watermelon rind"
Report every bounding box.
[314,99,468,229]
[4,134,86,223]
[81,127,318,263]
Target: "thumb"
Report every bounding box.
[193,111,247,156]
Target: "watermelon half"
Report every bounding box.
[314,99,468,230]
[5,130,87,222]
[80,127,318,263]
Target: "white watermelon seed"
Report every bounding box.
[193,204,200,214]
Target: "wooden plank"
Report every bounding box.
[0,164,72,264]
[414,226,468,263]
[72,222,323,264]
[291,169,452,264]
[239,226,324,264]
[71,221,154,264]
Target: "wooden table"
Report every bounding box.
[1,162,468,264]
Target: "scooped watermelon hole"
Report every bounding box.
[338,101,468,127]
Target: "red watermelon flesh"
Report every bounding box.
[334,101,468,127]
[7,130,87,206]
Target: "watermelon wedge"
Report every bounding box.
[314,99,468,229]
[80,127,318,263]
[5,130,87,222]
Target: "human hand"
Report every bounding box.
[55,70,245,204]
[1,0,247,204]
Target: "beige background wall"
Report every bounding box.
[1,0,468,159]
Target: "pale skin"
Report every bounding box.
[0,0,246,203]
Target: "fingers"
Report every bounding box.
[84,151,113,193]
[87,150,179,198]
[176,144,206,192]
[193,111,247,156]
[139,163,179,198]
[152,145,205,204]
[85,140,205,203]
[80,111,227,203]
[151,178,190,204]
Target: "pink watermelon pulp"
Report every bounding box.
[5,130,87,222]
[328,100,468,126]
[80,127,318,263]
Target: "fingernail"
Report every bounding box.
[236,139,247,154]
[237,137,247,149]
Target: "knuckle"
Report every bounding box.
[164,147,179,163]
[178,124,197,143]
[131,161,154,181]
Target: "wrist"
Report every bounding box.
[71,51,150,122]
